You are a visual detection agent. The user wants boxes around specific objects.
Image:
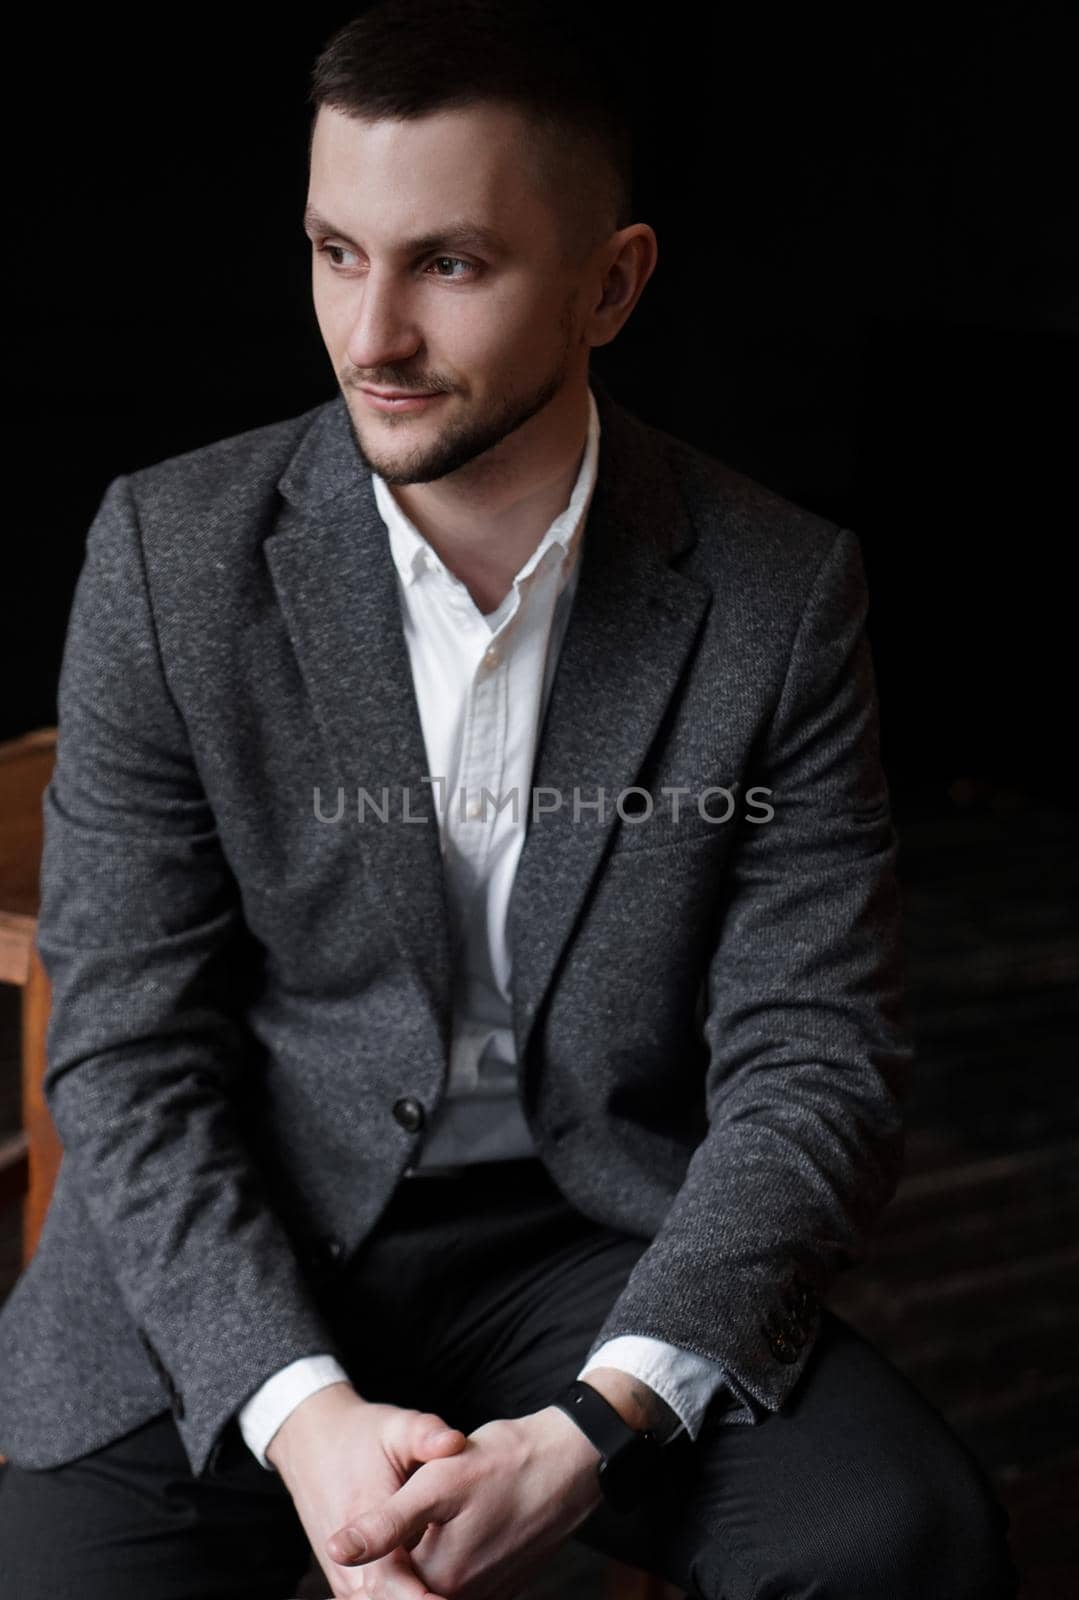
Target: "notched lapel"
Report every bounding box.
[267,397,453,1055]
[508,383,712,1073]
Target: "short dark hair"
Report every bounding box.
[308,0,635,269]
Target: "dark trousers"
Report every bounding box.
[0,1157,1019,1599]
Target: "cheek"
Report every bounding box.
[310,283,342,348]
[310,274,372,356]
[466,294,558,366]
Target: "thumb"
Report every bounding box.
[326,1470,456,1567]
[413,1411,467,1458]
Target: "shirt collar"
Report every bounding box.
[372,384,600,593]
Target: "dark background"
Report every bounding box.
[6,5,1075,817]
[2,9,1076,1590]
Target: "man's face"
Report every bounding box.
[305,103,592,487]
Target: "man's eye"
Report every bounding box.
[316,244,475,279]
[426,256,475,279]
[320,244,358,268]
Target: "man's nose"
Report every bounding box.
[345,272,421,372]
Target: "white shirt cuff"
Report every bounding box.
[578,1334,756,1440]
[237,1354,353,1470]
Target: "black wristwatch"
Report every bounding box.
[551,1379,664,1512]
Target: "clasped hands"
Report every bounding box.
[267,1382,607,1600]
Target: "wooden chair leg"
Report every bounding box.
[21,940,58,1264]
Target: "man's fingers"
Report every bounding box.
[412,1411,467,1457]
[326,1473,458,1567]
[345,1544,448,1600]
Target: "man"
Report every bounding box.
[0,3,1018,1597]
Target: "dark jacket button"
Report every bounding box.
[393,1097,425,1132]
[762,1321,800,1363]
[790,1282,816,1318]
[308,1235,344,1276]
[776,1297,810,1345]
[781,1278,818,1336]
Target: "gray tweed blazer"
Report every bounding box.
[0,374,911,1478]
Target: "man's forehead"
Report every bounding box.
[306,106,550,250]
[308,100,539,184]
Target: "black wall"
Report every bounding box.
[7,5,1074,815]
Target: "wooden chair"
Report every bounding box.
[0,723,679,1598]
[0,726,60,1263]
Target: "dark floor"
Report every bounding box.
[1,782,1076,1597]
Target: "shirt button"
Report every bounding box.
[482,645,500,669]
[466,799,484,821]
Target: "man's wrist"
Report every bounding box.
[536,1406,607,1510]
[264,1379,359,1472]
[575,1366,682,1443]
[241,1354,354,1470]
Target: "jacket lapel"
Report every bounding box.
[267,407,454,1058]
[266,377,711,1078]
[507,380,711,1070]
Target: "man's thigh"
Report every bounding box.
[0,1161,591,1600]
[0,1411,312,1600]
[403,1184,1019,1600]
[571,1311,1019,1600]
[0,1161,617,1600]
[0,1164,1022,1600]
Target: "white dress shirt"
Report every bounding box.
[239,386,746,1470]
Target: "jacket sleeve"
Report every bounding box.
[36,474,347,1479]
[584,525,912,1414]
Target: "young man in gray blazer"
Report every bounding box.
[0,3,1018,1596]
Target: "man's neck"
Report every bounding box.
[388,394,590,615]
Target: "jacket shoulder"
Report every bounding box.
[634,411,844,589]
[123,398,334,525]
[610,409,867,674]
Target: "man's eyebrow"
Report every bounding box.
[302,206,510,256]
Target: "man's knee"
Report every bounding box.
[889,1447,1017,1600]
[685,1443,1018,1600]
[795,1444,1018,1600]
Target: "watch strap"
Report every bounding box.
[552,1378,656,1460]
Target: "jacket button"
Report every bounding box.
[170,1389,186,1421]
[393,1097,425,1132]
[763,1322,800,1364]
[776,1301,809,1344]
[781,1278,818,1336]
[788,1280,817,1318]
[308,1235,344,1277]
